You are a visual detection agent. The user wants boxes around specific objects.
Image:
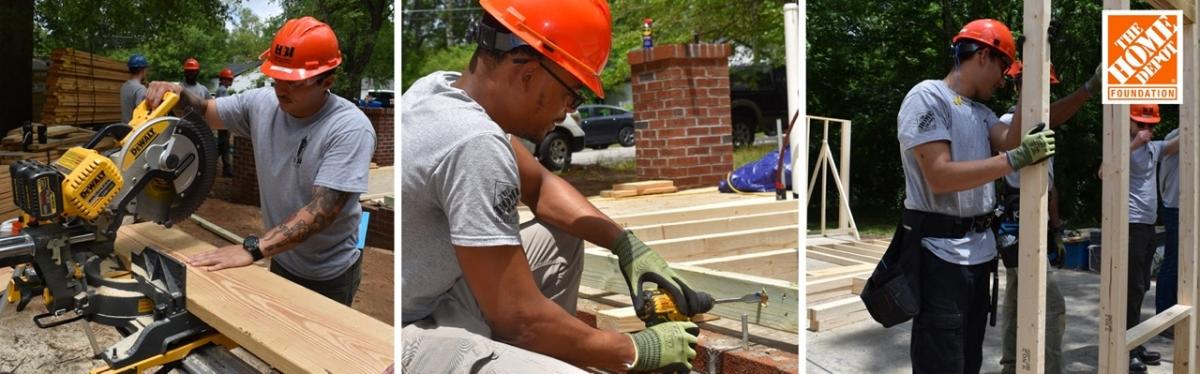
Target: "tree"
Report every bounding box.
[279,0,394,100]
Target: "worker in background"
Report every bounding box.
[1123,104,1181,371]
[120,54,150,124]
[142,17,376,306]
[215,67,235,177]
[995,61,1101,374]
[1155,128,1181,339]
[401,0,700,372]
[181,58,209,100]
[894,19,1055,373]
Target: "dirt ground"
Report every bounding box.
[0,178,393,373]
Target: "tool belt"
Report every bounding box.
[995,183,1064,269]
[861,209,1000,328]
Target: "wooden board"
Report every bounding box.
[1098,12,1132,370]
[613,180,674,193]
[596,307,718,333]
[639,186,678,195]
[600,189,638,198]
[1147,0,1196,23]
[626,210,797,242]
[696,250,798,281]
[645,225,797,263]
[610,200,795,227]
[1015,3,1052,372]
[116,223,393,373]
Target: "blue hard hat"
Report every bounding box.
[128,54,149,70]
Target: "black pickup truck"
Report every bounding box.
[730,65,788,148]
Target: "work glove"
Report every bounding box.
[627,321,700,371]
[612,231,703,318]
[1006,123,1055,170]
[1083,64,1104,96]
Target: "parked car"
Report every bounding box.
[516,113,586,172]
[577,104,635,149]
[360,90,395,108]
[730,65,787,148]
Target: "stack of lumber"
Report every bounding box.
[599,180,678,198]
[0,125,109,156]
[42,49,127,126]
[805,238,890,331]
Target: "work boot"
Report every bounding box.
[1130,356,1148,373]
[1134,345,1161,365]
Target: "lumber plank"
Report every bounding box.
[582,248,798,332]
[596,307,718,333]
[693,250,798,281]
[805,263,874,279]
[1146,0,1195,23]
[805,249,865,266]
[610,199,795,227]
[1126,305,1192,350]
[612,180,673,193]
[638,186,678,195]
[626,210,798,241]
[808,245,880,263]
[1015,4,1051,372]
[807,296,864,321]
[1098,17,1132,371]
[600,189,638,198]
[851,274,869,295]
[116,223,393,373]
[643,225,798,263]
[809,310,871,332]
[1173,19,1199,372]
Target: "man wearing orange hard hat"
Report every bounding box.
[401,0,699,372]
[214,67,235,177]
[1122,103,1180,371]
[862,18,1062,373]
[143,17,376,307]
[180,57,209,100]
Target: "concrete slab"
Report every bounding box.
[806,267,1179,373]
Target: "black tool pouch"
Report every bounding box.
[860,211,925,328]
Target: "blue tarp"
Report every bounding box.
[718,148,793,193]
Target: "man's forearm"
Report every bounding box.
[259,186,351,256]
[530,172,625,248]
[1048,88,1092,128]
[496,299,635,370]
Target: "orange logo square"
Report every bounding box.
[1102,10,1184,104]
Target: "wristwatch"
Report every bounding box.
[243,235,264,261]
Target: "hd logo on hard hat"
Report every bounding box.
[1102,10,1184,104]
[274,44,295,62]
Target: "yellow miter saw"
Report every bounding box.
[0,93,242,372]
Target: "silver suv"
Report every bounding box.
[516,112,585,172]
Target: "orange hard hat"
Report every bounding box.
[219,67,234,79]
[953,19,1017,62]
[479,0,612,98]
[260,16,342,81]
[1130,104,1161,124]
[183,58,200,71]
[1003,60,1061,84]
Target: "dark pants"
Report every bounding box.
[1156,208,1180,314]
[1128,223,1157,330]
[912,248,993,374]
[270,253,363,306]
[217,129,231,173]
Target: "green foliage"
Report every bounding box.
[403,44,474,89]
[808,0,1170,228]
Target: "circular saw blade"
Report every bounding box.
[137,118,217,225]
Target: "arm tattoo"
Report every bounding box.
[176,89,209,124]
[260,186,352,256]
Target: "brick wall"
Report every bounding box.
[231,136,260,206]
[363,107,394,166]
[362,201,393,250]
[627,44,733,189]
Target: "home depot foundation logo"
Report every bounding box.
[1102,10,1184,104]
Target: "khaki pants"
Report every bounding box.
[1000,267,1066,374]
[401,219,588,373]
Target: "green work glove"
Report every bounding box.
[627,321,699,371]
[612,231,702,318]
[1083,64,1104,96]
[1006,123,1056,170]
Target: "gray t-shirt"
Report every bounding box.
[1160,129,1180,208]
[998,112,1054,188]
[215,85,229,98]
[120,79,146,124]
[1130,139,1165,224]
[215,88,376,280]
[401,71,523,324]
[897,80,999,265]
[182,82,210,100]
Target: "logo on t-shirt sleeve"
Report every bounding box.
[917,111,938,133]
[492,181,520,223]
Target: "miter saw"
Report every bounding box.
[0,93,248,373]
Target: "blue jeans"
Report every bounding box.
[1156,207,1180,313]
